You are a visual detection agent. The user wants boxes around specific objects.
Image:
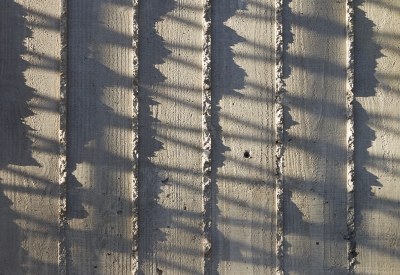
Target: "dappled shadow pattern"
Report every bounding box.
[282,0,353,273]
[66,0,135,272]
[0,0,37,273]
[137,0,175,274]
[211,0,247,273]
[353,0,382,195]
[354,0,384,268]
[0,1,38,168]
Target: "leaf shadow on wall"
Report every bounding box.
[137,0,175,274]
[66,0,136,272]
[354,0,383,265]
[281,0,356,273]
[281,0,314,271]
[0,0,38,274]
[281,0,303,247]
[210,0,248,273]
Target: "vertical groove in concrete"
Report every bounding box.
[59,0,68,274]
[346,0,356,273]
[275,0,284,274]
[202,0,212,273]
[132,0,139,274]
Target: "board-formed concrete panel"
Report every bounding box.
[211,0,276,274]
[66,0,134,273]
[1,0,400,274]
[0,0,60,273]
[355,0,400,274]
[138,1,204,274]
[282,0,348,273]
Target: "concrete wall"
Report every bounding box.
[0,0,399,274]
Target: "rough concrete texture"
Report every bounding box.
[59,0,68,273]
[275,0,285,273]
[138,1,204,274]
[1,0,400,274]
[354,0,400,274]
[211,0,276,274]
[282,0,348,273]
[0,0,60,274]
[132,0,140,273]
[202,0,212,273]
[66,0,133,274]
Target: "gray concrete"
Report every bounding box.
[355,0,400,274]
[211,1,276,274]
[0,0,60,273]
[138,1,204,274]
[282,0,348,273]
[1,0,400,274]
[66,0,133,273]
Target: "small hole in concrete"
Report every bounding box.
[316,242,319,245]
[244,151,250,158]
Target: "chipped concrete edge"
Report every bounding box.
[132,0,139,274]
[346,0,356,273]
[59,0,68,274]
[202,0,212,273]
[275,0,284,274]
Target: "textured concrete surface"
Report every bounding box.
[282,0,348,273]
[1,0,400,274]
[138,1,203,274]
[354,0,400,274]
[66,0,134,274]
[211,1,276,274]
[0,0,60,273]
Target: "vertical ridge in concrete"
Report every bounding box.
[346,0,356,273]
[275,0,284,274]
[202,0,212,273]
[132,0,139,274]
[59,0,68,274]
